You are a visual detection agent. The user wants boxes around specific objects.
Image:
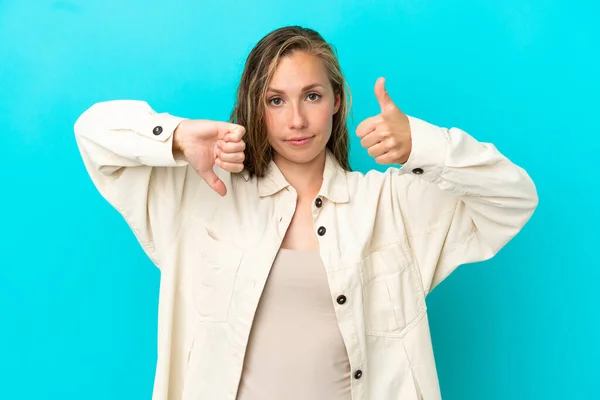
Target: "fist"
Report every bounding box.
[356,77,412,165]
[173,119,246,196]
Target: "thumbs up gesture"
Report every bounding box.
[356,77,412,165]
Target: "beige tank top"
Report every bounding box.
[236,249,351,400]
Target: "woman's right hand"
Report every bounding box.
[173,119,246,196]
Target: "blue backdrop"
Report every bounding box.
[1,1,598,399]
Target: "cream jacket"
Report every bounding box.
[74,100,538,400]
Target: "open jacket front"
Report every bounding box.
[74,100,538,399]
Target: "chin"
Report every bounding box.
[274,143,327,165]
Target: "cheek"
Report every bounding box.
[265,111,279,138]
[312,106,334,131]
[265,110,274,129]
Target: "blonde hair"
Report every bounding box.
[230,26,352,178]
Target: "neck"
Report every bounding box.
[274,150,326,198]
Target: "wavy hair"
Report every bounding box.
[230,26,352,177]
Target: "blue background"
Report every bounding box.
[1,0,598,398]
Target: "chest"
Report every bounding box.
[177,185,426,336]
[280,196,320,250]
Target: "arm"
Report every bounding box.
[358,78,538,294]
[396,116,538,294]
[74,100,189,268]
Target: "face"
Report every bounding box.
[265,51,340,166]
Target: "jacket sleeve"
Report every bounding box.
[74,100,189,268]
[395,116,538,295]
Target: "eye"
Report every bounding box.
[268,97,283,106]
[306,92,322,101]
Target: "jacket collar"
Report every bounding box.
[250,150,349,203]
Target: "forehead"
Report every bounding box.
[269,51,330,89]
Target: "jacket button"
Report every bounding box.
[315,197,323,208]
[153,126,163,135]
[317,226,326,236]
[412,167,424,175]
[354,370,363,379]
[336,295,347,305]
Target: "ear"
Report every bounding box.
[333,93,341,115]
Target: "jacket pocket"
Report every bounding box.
[186,227,243,322]
[359,242,426,337]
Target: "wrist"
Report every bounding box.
[173,119,189,153]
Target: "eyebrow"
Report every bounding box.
[267,83,325,94]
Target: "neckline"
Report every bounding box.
[278,248,320,253]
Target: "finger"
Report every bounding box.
[367,141,389,159]
[218,140,245,153]
[225,125,246,142]
[215,157,244,173]
[356,116,378,139]
[374,77,395,112]
[198,169,227,196]
[216,123,246,141]
[374,149,401,165]
[360,130,383,149]
[217,149,245,163]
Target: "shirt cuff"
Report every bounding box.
[398,116,449,183]
[135,112,188,167]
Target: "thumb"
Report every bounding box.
[374,77,395,112]
[198,168,227,196]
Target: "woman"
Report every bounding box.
[74,26,538,400]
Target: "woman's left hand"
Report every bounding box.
[356,77,412,165]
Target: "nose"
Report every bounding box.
[288,102,308,130]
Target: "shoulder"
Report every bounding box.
[343,166,454,207]
[344,166,399,189]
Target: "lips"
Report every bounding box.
[287,136,314,141]
[286,135,315,146]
